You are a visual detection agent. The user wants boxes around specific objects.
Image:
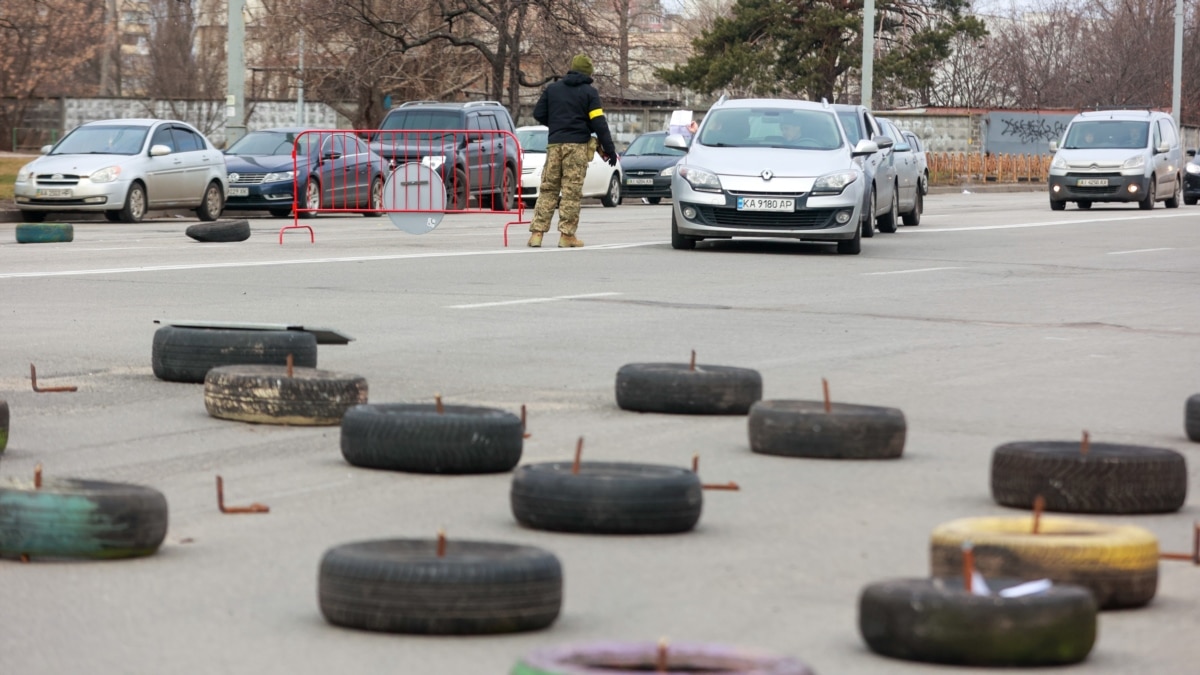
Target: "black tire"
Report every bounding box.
[1138,178,1155,209]
[104,210,122,222]
[990,440,1187,514]
[901,190,921,226]
[646,196,662,205]
[15,222,73,244]
[340,403,523,474]
[490,166,515,211]
[152,326,318,384]
[1077,200,1092,210]
[513,641,815,674]
[748,400,905,459]
[448,168,469,210]
[1187,394,1200,442]
[670,212,696,250]
[363,176,384,217]
[523,198,537,209]
[268,207,292,218]
[0,478,168,560]
[19,210,46,223]
[185,219,250,243]
[1165,177,1181,208]
[318,539,562,634]
[204,364,368,426]
[600,173,620,207]
[1049,198,1066,211]
[837,219,862,254]
[0,400,8,454]
[859,577,1096,667]
[920,170,929,196]
[511,461,703,534]
[861,187,876,237]
[616,362,762,415]
[120,182,147,223]
[196,181,224,221]
[877,186,899,233]
[1185,194,1198,206]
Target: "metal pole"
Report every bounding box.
[861,0,875,109]
[297,33,305,126]
[225,0,247,146]
[1172,0,1183,128]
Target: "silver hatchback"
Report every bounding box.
[13,119,227,223]
[666,98,879,254]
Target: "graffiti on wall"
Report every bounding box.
[986,112,1073,155]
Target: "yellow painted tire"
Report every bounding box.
[930,516,1158,609]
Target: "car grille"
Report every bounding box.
[1071,185,1123,196]
[229,173,268,185]
[35,174,81,186]
[696,206,838,229]
[625,170,659,178]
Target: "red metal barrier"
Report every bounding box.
[278,128,528,244]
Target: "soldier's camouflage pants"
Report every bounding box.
[530,141,592,236]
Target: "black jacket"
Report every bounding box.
[533,71,617,159]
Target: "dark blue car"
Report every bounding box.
[223,127,385,218]
[620,131,686,204]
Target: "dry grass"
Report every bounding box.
[0,155,36,201]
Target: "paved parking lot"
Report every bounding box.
[1,192,1198,673]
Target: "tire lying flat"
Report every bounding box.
[318,539,561,634]
[513,641,815,674]
[859,577,1096,666]
[511,461,703,535]
[748,400,906,459]
[0,478,168,560]
[204,365,367,425]
[15,222,73,244]
[615,363,762,415]
[990,440,1187,514]
[152,326,318,383]
[340,403,523,474]
[185,219,251,242]
[929,516,1159,609]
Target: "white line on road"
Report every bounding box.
[449,292,621,309]
[916,211,1194,232]
[863,266,965,276]
[1106,247,1174,255]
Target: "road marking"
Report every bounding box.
[863,266,964,276]
[916,212,1194,232]
[1106,247,1174,255]
[449,292,621,309]
[0,242,664,280]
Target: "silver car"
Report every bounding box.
[666,98,878,255]
[876,117,923,227]
[13,119,227,223]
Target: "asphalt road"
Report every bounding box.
[1,192,1198,674]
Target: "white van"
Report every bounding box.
[1047,110,1183,211]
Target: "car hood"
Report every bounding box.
[1053,148,1150,168]
[685,146,852,178]
[28,154,130,174]
[619,154,683,171]
[224,154,308,173]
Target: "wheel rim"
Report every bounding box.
[205,184,222,214]
[609,176,619,202]
[371,180,383,209]
[306,182,320,210]
[131,187,146,219]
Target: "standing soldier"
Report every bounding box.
[528,54,619,248]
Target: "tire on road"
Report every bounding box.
[748,400,906,459]
[16,222,73,244]
[0,477,168,560]
[0,400,8,453]
[1186,394,1200,442]
[204,364,367,426]
[340,403,523,474]
[616,363,762,415]
[990,440,1187,514]
[318,538,562,634]
[929,516,1159,609]
[185,219,250,242]
[511,461,703,535]
[152,326,318,383]
[512,641,816,674]
[859,577,1096,667]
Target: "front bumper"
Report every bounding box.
[671,179,861,241]
[13,178,128,212]
[1048,174,1150,203]
[622,174,672,199]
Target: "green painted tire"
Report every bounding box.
[15,222,73,244]
[0,477,168,560]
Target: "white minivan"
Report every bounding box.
[1048,110,1183,211]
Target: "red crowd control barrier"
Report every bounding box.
[277,128,529,244]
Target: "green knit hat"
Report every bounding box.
[569,54,594,76]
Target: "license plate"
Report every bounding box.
[227,187,250,197]
[35,188,72,198]
[626,178,654,185]
[1076,178,1108,187]
[737,197,794,212]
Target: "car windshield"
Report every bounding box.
[1063,121,1150,150]
[517,129,548,153]
[698,108,843,150]
[51,125,148,155]
[624,134,685,157]
[226,131,308,156]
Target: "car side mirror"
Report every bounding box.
[150,144,172,157]
[1048,140,1058,152]
[40,144,52,154]
[1156,143,1170,154]
[1188,148,1197,158]
[851,139,881,157]
[894,142,911,153]
[872,134,894,150]
[664,133,688,150]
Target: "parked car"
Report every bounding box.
[514,125,622,208]
[901,129,930,195]
[1184,148,1200,205]
[831,104,896,237]
[1048,109,1183,210]
[369,100,519,211]
[13,118,226,223]
[620,130,686,204]
[223,128,385,218]
[876,117,923,227]
[666,98,879,254]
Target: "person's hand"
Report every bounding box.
[606,154,618,167]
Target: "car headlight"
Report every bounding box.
[677,165,721,192]
[1051,157,1068,170]
[15,163,34,182]
[811,170,858,196]
[1121,155,1145,170]
[263,171,295,183]
[90,166,122,183]
[659,166,675,177]
[1186,162,1200,175]
[420,156,446,170]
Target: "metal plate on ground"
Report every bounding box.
[382,162,446,234]
[154,320,354,345]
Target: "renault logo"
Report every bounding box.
[761,170,773,181]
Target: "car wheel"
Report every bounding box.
[1138,177,1156,210]
[877,186,899,233]
[363,176,384,217]
[1049,196,1066,211]
[489,166,515,211]
[19,211,46,223]
[448,168,469,210]
[600,173,620,207]
[1185,194,1197,206]
[646,197,662,205]
[1165,177,1181,208]
[1077,200,1092,209]
[837,220,862,255]
[861,188,876,238]
[196,181,224,222]
[268,208,292,218]
[104,210,123,222]
[902,190,922,226]
[670,212,696,250]
[301,179,321,218]
[119,182,147,223]
[920,170,929,196]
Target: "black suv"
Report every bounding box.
[371,100,520,210]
